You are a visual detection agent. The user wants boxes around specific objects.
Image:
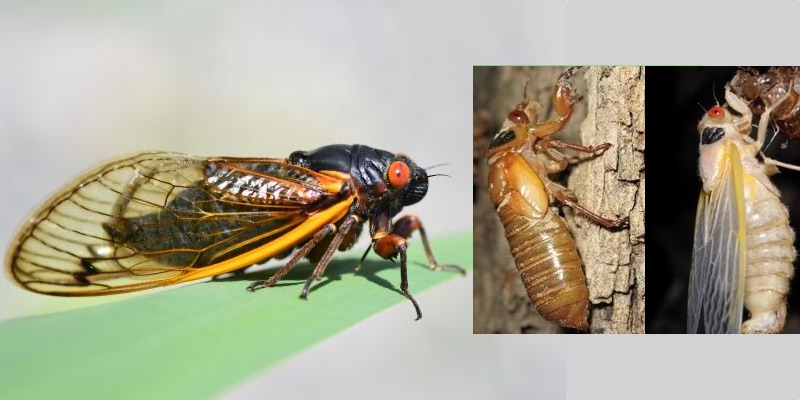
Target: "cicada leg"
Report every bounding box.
[353,246,372,272]
[540,139,611,156]
[355,215,465,275]
[353,215,464,321]
[553,188,629,230]
[538,138,612,170]
[247,213,363,299]
[386,215,465,275]
[246,223,338,292]
[299,215,360,298]
[725,85,792,150]
[249,215,362,299]
[372,233,423,321]
[529,67,584,139]
[738,89,800,172]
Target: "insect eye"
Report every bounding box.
[388,161,411,188]
[508,109,529,124]
[707,106,726,119]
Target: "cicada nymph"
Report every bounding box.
[486,67,629,330]
[6,145,464,320]
[689,87,796,333]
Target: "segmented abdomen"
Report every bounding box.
[743,185,796,333]
[497,204,589,330]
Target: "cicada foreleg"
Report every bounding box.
[384,215,466,275]
[372,233,423,320]
[724,86,771,147]
[553,187,629,230]
[529,67,583,139]
[730,87,800,173]
[355,215,465,274]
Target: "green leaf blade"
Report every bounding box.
[0,232,471,399]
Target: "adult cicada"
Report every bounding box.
[6,145,463,320]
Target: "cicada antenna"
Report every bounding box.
[425,162,449,170]
[425,163,451,178]
[522,78,531,103]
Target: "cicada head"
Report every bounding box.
[386,154,428,207]
[698,102,754,144]
[696,103,753,192]
[383,152,428,212]
[487,101,540,153]
[487,78,546,152]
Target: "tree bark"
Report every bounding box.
[473,66,645,334]
[567,66,645,333]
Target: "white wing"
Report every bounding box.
[688,143,747,334]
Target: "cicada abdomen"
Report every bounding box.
[488,161,588,328]
[742,172,795,333]
[690,87,796,334]
[487,67,628,330]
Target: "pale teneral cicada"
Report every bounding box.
[6,146,464,320]
[690,87,796,333]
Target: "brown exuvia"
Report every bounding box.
[486,67,629,330]
[728,66,800,141]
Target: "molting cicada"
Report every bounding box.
[690,86,796,334]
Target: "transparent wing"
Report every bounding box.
[688,143,746,334]
[6,152,349,295]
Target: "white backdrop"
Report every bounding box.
[0,1,565,399]
[0,0,480,319]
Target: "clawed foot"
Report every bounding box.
[430,263,467,276]
[609,217,630,231]
[247,278,313,300]
[246,280,269,292]
[587,142,612,154]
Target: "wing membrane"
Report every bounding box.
[7,152,352,295]
[688,143,747,333]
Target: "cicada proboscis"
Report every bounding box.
[689,86,797,333]
[486,67,630,330]
[6,145,465,320]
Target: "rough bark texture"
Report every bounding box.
[567,67,645,333]
[473,66,645,334]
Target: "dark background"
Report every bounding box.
[645,67,800,333]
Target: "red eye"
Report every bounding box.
[707,106,725,119]
[508,109,529,125]
[388,161,411,188]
